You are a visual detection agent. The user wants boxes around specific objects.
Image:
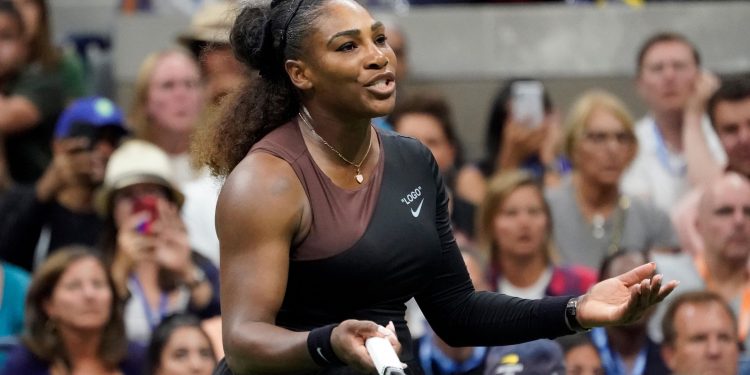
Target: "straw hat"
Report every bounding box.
[178,2,239,45]
[95,139,185,216]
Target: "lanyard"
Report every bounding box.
[651,120,686,177]
[591,327,647,375]
[694,257,750,342]
[130,275,169,331]
[419,333,486,375]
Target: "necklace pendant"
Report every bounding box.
[355,173,364,184]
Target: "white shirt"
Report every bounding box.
[498,267,553,300]
[620,115,726,213]
[169,153,221,266]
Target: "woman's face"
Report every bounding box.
[112,183,170,229]
[394,113,455,172]
[0,13,26,77]
[296,0,397,118]
[146,52,204,135]
[574,107,635,187]
[156,326,216,375]
[492,185,548,259]
[43,257,112,333]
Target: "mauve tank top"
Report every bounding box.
[249,119,385,261]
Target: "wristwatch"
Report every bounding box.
[565,296,590,333]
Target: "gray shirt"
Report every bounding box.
[545,177,679,269]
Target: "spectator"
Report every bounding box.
[390,91,475,241]
[146,313,216,375]
[95,139,220,345]
[1,246,144,375]
[128,47,221,265]
[477,170,596,296]
[547,90,678,268]
[177,1,250,106]
[456,79,566,206]
[483,339,565,375]
[653,172,750,347]
[660,291,740,375]
[621,32,725,213]
[0,96,127,272]
[11,0,86,101]
[556,333,603,375]
[0,260,30,368]
[589,250,670,375]
[672,75,750,256]
[0,0,65,184]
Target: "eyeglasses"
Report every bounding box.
[582,130,635,146]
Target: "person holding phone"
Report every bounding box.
[455,79,567,206]
[0,96,127,272]
[95,139,220,345]
[193,1,677,374]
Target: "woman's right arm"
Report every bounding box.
[217,152,314,374]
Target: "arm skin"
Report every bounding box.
[217,152,314,374]
[684,70,723,187]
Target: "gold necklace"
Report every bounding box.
[298,106,372,184]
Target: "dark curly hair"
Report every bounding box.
[193,0,327,177]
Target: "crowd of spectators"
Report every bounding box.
[0,0,748,374]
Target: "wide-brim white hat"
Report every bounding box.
[95,139,185,217]
[178,2,239,45]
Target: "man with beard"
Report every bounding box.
[0,97,127,271]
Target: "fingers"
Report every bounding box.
[616,262,656,286]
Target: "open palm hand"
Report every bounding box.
[577,263,678,328]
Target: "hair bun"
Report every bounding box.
[230,6,276,72]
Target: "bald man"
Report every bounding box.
[652,172,750,344]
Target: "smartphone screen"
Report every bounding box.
[511,80,545,128]
[132,195,159,234]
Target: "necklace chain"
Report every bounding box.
[298,106,372,184]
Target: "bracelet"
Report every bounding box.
[565,296,590,333]
[307,324,344,367]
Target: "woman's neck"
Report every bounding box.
[572,173,619,219]
[301,104,372,161]
[149,126,190,155]
[57,326,103,362]
[499,250,548,288]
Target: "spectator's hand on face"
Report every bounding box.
[685,70,720,115]
[36,137,95,201]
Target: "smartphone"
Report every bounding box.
[132,195,159,235]
[511,80,545,128]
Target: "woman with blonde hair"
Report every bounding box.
[129,47,221,265]
[477,170,596,299]
[2,246,144,375]
[546,90,678,269]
